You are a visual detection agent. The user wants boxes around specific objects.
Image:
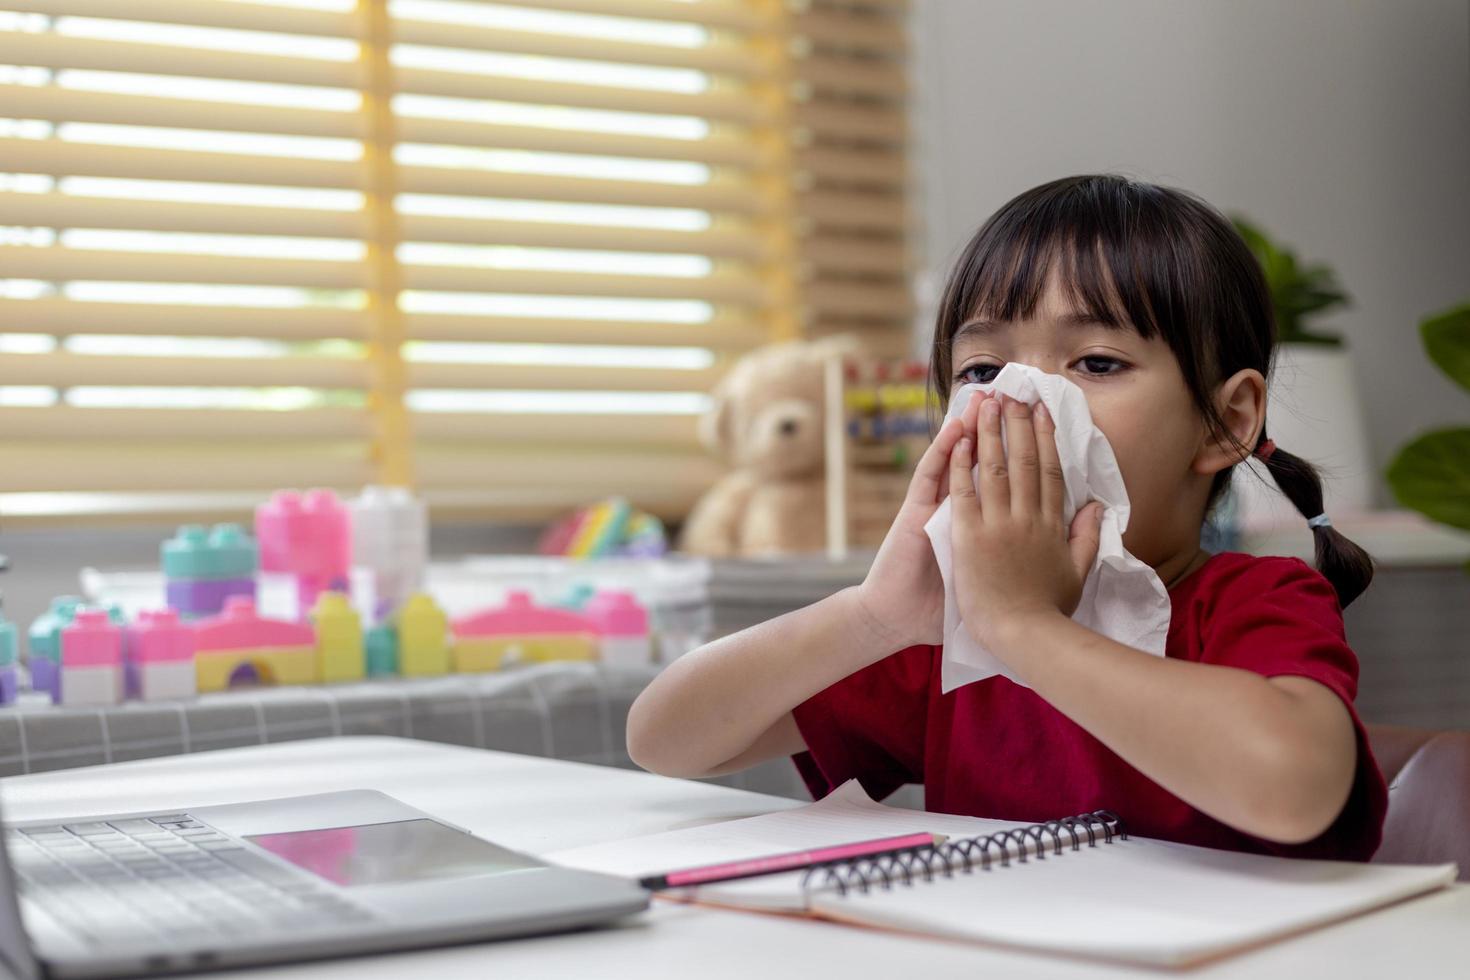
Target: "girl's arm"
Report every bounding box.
[626,586,898,778]
[947,392,1354,844]
[988,613,1357,844]
[629,408,972,779]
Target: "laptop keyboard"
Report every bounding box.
[6,814,378,949]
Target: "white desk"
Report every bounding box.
[2,738,1464,980]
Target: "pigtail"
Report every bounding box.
[1253,433,1375,608]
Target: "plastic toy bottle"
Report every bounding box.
[364,623,398,677]
[126,610,197,702]
[397,593,449,677]
[312,591,365,684]
[584,591,653,668]
[59,608,124,706]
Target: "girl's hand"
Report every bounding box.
[852,407,969,650]
[948,392,1104,651]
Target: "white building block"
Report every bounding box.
[138,661,197,702]
[61,666,122,706]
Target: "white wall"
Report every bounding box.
[911,0,1470,506]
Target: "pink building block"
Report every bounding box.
[194,597,315,653]
[255,489,352,617]
[127,609,198,701]
[450,591,597,670]
[130,609,197,663]
[452,591,595,639]
[584,591,652,668]
[193,596,317,690]
[61,609,123,667]
[59,608,123,705]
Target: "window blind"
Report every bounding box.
[0,0,911,525]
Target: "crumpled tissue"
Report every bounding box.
[922,362,1171,693]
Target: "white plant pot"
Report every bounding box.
[1230,343,1375,531]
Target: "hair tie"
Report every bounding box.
[1254,439,1277,462]
[1307,513,1332,530]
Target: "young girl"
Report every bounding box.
[628,174,1386,860]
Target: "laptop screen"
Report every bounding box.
[0,803,43,980]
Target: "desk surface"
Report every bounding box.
[2,738,1464,980]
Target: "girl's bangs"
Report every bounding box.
[953,191,1176,342]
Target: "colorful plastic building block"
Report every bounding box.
[451,591,597,672]
[584,591,652,668]
[396,593,449,677]
[349,486,427,624]
[311,592,364,684]
[193,596,316,691]
[126,609,197,702]
[255,489,351,621]
[59,608,124,706]
[162,523,258,619]
[364,623,398,677]
[27,597,123,701]
[0,604,17,705]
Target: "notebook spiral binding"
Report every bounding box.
[800,810,1127,898]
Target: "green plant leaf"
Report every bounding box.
[1420,302,1470,393]
[1386,428,1470,532]
[1231,214,1348,348]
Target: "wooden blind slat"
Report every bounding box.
[7,0,356,41]
[407,361,725,393]
[0,82,361,141]
[0,245,366,290]
[0,298,367,341]
[391,19,763,77]
[404,312,761,350]
[0,405,369,441]
[0,30,360,90]
[1,351,368,390]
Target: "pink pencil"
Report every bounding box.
[638,832,947,890]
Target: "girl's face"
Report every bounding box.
[947,274,1213,569]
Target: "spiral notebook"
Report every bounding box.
[550,781,1457,968]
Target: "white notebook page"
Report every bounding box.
[550,780,1456,965]
[548,780,1013,879]
[814,834,1455,967]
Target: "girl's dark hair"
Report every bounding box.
[930,174,1373,607]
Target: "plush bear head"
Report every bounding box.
[699,336,863,481]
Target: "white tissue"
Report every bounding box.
[923,363,1171,693]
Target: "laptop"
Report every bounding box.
[0,789,649,978]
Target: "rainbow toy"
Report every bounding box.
[538,497,668,558]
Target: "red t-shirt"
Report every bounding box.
[791,551,1387,861]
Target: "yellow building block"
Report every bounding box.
[452,634,597,673]
[196,647,317,692]
[398,593,449,676]
[312,592,364,684]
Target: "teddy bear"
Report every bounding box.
[679,336,865,557]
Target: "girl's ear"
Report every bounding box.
[1194,368,1267,475]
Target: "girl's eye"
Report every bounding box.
[1076,356,1126,376]
[955,363,1001,385]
